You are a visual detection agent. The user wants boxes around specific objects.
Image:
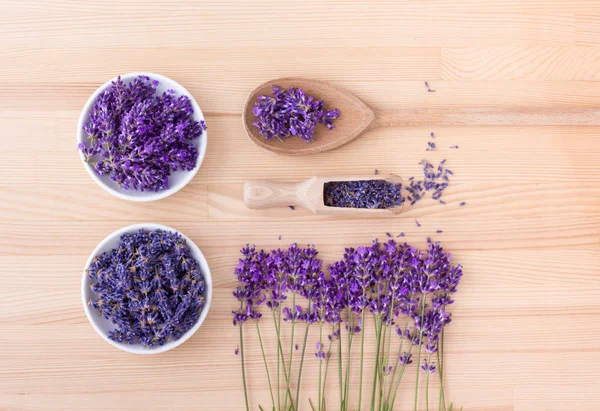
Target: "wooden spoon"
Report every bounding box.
[243,77,600,156]
[243,173,403,215]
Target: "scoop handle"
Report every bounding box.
[371,107,600,128]
[243,180,306,210]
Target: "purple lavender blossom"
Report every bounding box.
[324,180,405,209]
[252,86,340,143]
[79,75,206,192]
[86,229,206,347]
[421,359,436,374]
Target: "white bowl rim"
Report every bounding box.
[76,72,207,202]
[81,223,212,354]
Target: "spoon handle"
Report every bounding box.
[243,180,307,210]
[372,107,600,127]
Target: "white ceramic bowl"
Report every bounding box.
[81,223,212,354]
[77,72,207,202]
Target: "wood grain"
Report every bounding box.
[1,1,600,410]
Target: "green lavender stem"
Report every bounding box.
[318,322,323,411]
[370,317,382,411]
[389,340,415,410]
[380,294,396,409]
[426,354,432,411]
[384,318,409,408]
[357,307,367,411]
[295,318,311,410]
[284,294,297,411]
[413,295,427,411]
[438,330,446,411]
[239,324,250,411]
[338,326,343,408]
[272,310,294,409]
[321,334,334,410]
[256,321,276,410]
[343,306,354,411]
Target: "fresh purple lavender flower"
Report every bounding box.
[421,359,436,374]
[79,76,206,192]
[252,86,340,143]
[324,180,405,209]
[86,229,206,347]
[399,352,413,365]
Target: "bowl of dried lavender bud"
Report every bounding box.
[77,73,207,202]
[82,224,212,354]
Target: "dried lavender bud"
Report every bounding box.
[416,220,421,227]
[289,206,296,211]
[374,169,379,175]
[436,230,443,234]
[234,347,239,355]
[324,180,405,209]
[86,229,206,347]
[406,160,454,206]
[397,233,405,237]
[450,145,459,149]
[386,232,392,238]
[79,76,206,192]
[425,81,436,92]
[426,141,436,151]
[430,132,435,139]
[252,86,340,143]
[459,202,466,206]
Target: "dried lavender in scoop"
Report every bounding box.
[324,180,405,209]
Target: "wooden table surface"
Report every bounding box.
[2,1,600,410]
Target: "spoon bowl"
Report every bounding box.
[243,78,374,156]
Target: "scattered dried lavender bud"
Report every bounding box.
[424,81,436,92]
[386,232,392,238]
[436,230,443,233]
[397,233,405,237]
[374,169,379,175]
[323,180,405,209]
[295,344,299,351]
[430,132,435,139]
[252,86,339,143]
[416,220,421,227]
[459,202,466,206]
[289,205,296,211]
[234,347,239,355]
[450,145,459,149]
[79,75,206,192]
[426,141,436,151]
[86,229,206,347]
[439,200,446,205]
[278,235,282,240]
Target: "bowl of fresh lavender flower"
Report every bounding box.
[81,223,212,354]
[77,73,207,202]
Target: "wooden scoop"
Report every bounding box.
[243,77,600,156]
[243,174,403,215]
